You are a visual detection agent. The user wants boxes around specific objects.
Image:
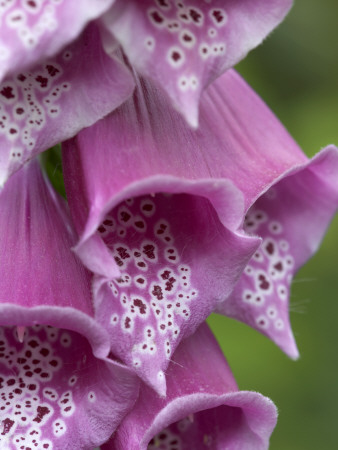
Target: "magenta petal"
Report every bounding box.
[217,146,338,358]
[0,162,139,447]
[0,23,134,185]
[102,0,293,126]
[0,325,139,449]
[0,0,115,83]
[103,323,277,450]
[0,159,111,357]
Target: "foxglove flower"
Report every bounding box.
[62,69,338,394]
[0,0,293,184]
[101,0,293,127]
[0,23,134,186]
[0,161,139,448]
[102,323,278,450]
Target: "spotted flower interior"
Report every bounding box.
[94,191,257,393]
[0,23,134,185]
[104,0,293,126]
[0,325,138,449]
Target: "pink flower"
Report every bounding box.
[0,0,293,184]
[62,69,338,393]
[0,161,139,448]
[102,323,278,450]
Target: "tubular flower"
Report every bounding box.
[0,161,139,448]
[102,323,278,450]
[101,0,293,127]
[62,69,338,393]
[0,0,293,184]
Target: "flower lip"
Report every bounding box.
[75,175,246,279]
[0,305,111,359]
[105,323,278,450]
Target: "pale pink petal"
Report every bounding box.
[0,23,134,185]
[0,0,116,82]
[216,146,338,358]
[103,323,277,450]
[102,0,293,126]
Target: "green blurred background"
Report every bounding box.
[208,1,338,449]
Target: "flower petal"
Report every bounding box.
[0,0,116,83]
[0,23,134,185]
[0,159,111,357]
[0,325,139,449]
[0,160,140,448]
[92,191,258,393]
[102,0,293,126]
[103,323,277,450]
[216,145,338,358]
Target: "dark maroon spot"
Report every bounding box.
[165,277,176,291]
[160,324,166,330]
[134,251,141,257]
[135,220,145,229]
[64,406,71,412]
[125,317,131,329]
[25,371,33,377]
[133,298,147,314]
[40,372,49,378]
[117,246,130,260]
[98,225,105,233]
[28,340,39,348]
[114,256,123,267]
[27,0,37,7]
[136,277,145,284]
[150,10,164,24]
[49,360,58,367]
[258,274,270,290]
[143,244,156,259]
[33,406,50,424]
[9,128,17,135]
[161,270,171,280]
[17,73,26,82]
[0,86,15,99]
[39,348,49,357]
[189,8,202,24]
[179,13,189,20]
[265,242,275,255]
[152,285,163,300]
[46,64,60,77]
[7,379,15,386]
[120,211,131,222]
[182,33,192,42]
[274,262,283,272]
[171,51,181,62]
[103,219,113,226]
[212,9,224,23]
[35,75,48,88]
[156,224,167,235]
[1,418,14,435]
[142,204,153,212]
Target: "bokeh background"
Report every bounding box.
[208,1,338,449]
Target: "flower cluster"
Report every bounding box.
[0,1,337,449]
